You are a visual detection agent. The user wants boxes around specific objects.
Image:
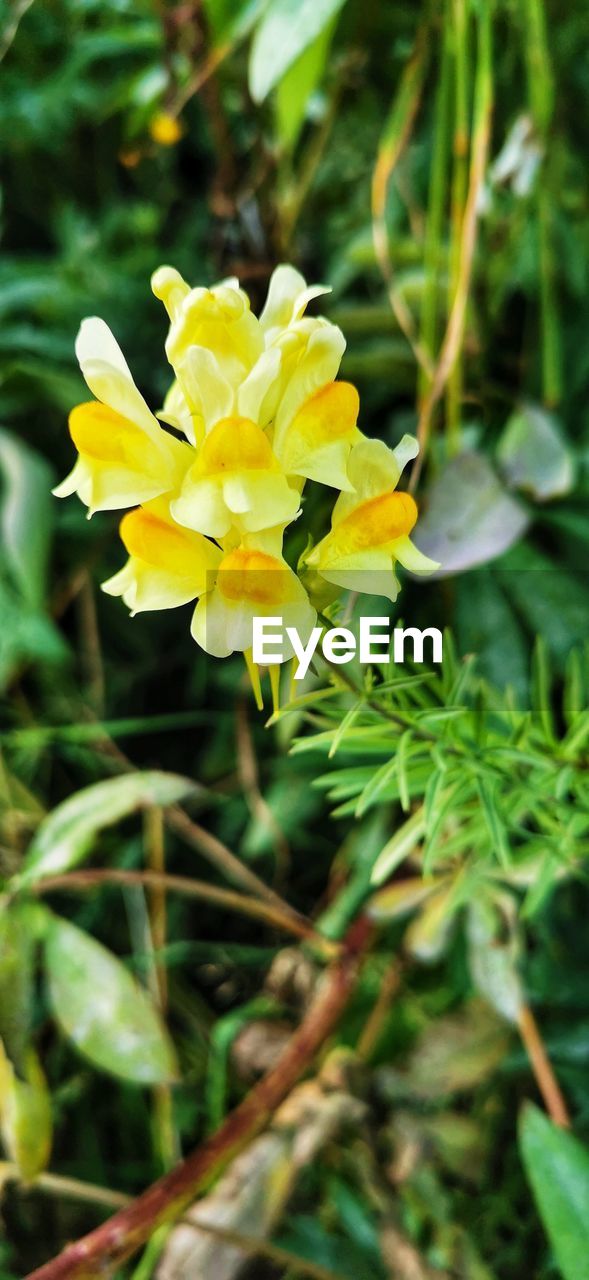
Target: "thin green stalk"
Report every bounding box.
[521,0,560,406]
[411,0,493,490]
[372,22,432,377]
[418,10,452,404]
[446,0,470,449]
[144,807,179,1172]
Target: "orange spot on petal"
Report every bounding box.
[120,508,209,577]
[289,381,359,446]
[335,491,417,551]
[69,402,145,464]
[218,547,292,605]
[197,417,275,476]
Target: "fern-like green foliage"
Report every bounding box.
[284,633,589,916]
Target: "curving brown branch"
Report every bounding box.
[24,916,371,1280]
[33,867,337,957]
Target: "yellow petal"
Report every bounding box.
[58,401,189,514]
[75,318,161,442]
[119,504,220,580]
[276,381,359,487]
[332,435,419,525]
[259,265,331,339]
[164,283,264,385]
[217,547,297,607]
[151,266,191,320]
[330,491,418,555]
[274,325,346,447]
[69,402,152,465]
[195,417,277,477]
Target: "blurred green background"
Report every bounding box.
[2,1,589,1277]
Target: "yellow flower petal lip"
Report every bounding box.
[216,547,299,607]
[75,318,162,444]
[68,402,151,465]
[343,435,419,506]
[393,534,440,575]
[102,500,222,614]
[276,381,360,489]
[259,264,331,339]
[273,325,346,450]
[57,400,191,514]
[291,381,359,445]
[319,564,401,604]
[151,266,191,321]
[196,417,276,476]
[170,417,301,538]
[329,491,418,557]
[190,539,316,660]
[119,503,220,578]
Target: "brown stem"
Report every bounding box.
[517,1003,571,1129]
[32,868,337,957]
[24,916,371,1280]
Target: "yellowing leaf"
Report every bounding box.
[0,1042,52,1182]
[20,771,199,884]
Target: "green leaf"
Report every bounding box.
[413,451,529,575]
[497,404,574,501]
[367,876,442,922]
[476,777,511,867]
[370,808,426,886]
[249,0,347,104]
[45,917,178,1084]
[467,899,523,1024]
[275,19,334,150]
[20,771,200,885]
[0,429,54,608]
[519,1104,589,1280]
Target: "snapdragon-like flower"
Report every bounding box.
[306,436,438,602]
[53,318,189,515]
[54,262,436,708]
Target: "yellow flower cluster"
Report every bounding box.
[54,265,436,696]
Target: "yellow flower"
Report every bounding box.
[102,499,222,614]
[53,319,189,515]
[54,262,438,710]
[171,415,301,538]
[191,530,316,661]
[149,112,183,147]
[307,436,439,601]
[151,265,342,460]
[152,267,264,390]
